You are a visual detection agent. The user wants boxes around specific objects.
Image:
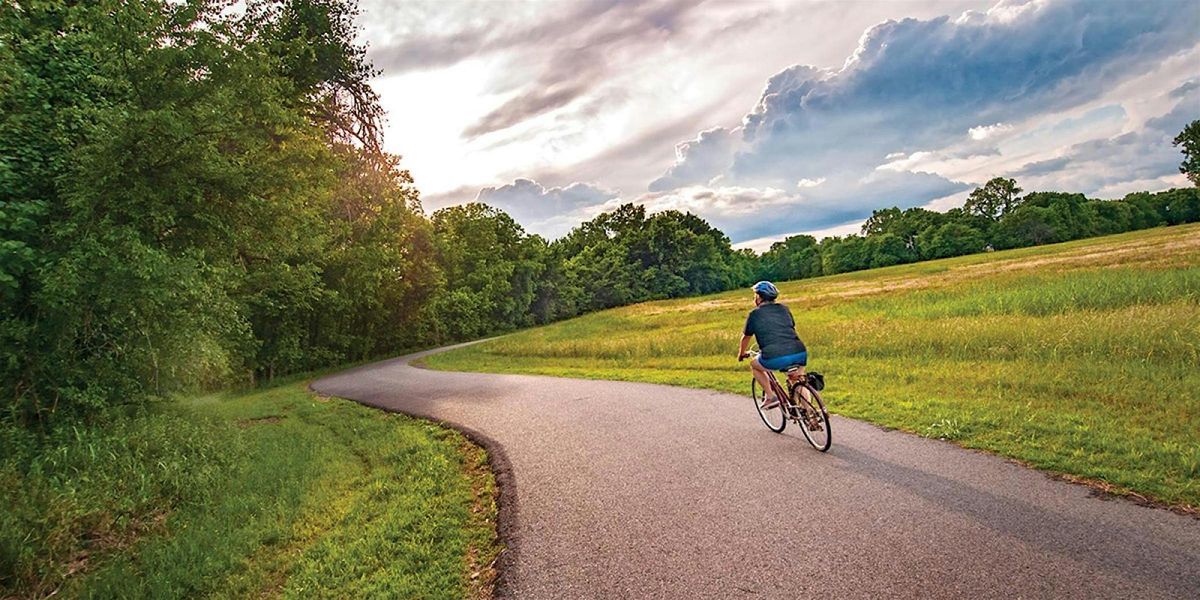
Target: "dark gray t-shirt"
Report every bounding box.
[743,302,806,359]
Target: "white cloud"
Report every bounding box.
[796,177,826,188]
[968,123,1014,141]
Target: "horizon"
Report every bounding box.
[358,0,1200,250]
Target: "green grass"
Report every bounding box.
[0,382,499,599]
[424,224,1200,510]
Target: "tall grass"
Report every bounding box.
[425,224,1200,508]
[0,383,498,598]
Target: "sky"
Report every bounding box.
[358,0,1200,250]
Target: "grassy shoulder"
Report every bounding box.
[423,224,1200,510]
[0,382,499,599]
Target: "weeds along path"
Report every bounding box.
[311,347,1200,600]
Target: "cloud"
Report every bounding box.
[1012,82,1199,195]
[437,0,719,139]
[649,0,1200,237]
[968,123,1014,141]
[632,169,968,242]
[1013,156,1070,177]
[648,127,740,191]
[472,178,619,238]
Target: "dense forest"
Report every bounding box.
[2,0,1198,424]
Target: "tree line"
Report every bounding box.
[762,181,1199,281]
[3,1,1198,425]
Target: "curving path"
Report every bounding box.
[311,346,1200,599]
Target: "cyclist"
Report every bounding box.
[737,281,807,410]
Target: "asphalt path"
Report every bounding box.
[311,346,1200,599]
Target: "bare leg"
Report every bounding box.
[750,357,776,399]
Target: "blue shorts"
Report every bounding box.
[760,351,807,371]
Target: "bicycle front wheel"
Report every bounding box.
[793,385,831,451]
[753,378,786,433]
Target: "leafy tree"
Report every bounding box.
[430,203,544,340]
[862,207,903,236]
[1149,188,1200,225]
[866,233,912,268]
[819,236,871,274]
[993,205,1064,249]
[1174,120,1200,186]
[1021,192,1098,240]
[759,235,822,281]
[1089,199,1134,235]
[964,177,1023,221]
[918,223,986,259]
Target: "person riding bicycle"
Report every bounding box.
[737,281,807,410]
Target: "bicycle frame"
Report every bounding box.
[751,351,813,422]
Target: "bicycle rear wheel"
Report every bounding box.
[792,385,831,451]
[752,378,786,433]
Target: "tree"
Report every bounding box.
[862,207,902,236]
[1021,192,1097,240]
[918,223,985,259]
[964,177,1023,221]
[820,236,871,274]
[760,235,822,281]
[867,233,912,268]
[993,205,1063,249]
[431,203,544,340]
[0,0,434,420]
[1174,120,1200,186]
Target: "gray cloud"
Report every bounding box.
[473,178,619,238]
[367,0,626,75]
[1020,84,1200,195]
[1014,156,1070,177]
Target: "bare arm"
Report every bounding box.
[738,334,753,360]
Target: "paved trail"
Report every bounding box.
[311,347,1200,599]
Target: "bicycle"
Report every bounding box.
[741,350,831,452]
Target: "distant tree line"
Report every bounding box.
[763,181,1200,280]
[3,1,1198,424]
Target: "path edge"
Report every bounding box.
[308,339,521,600]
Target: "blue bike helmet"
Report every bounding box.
[752,281,779,300]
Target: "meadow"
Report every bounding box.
[425,224,1200,510]
[0,381,498,599]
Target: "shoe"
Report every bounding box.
[760,396,780,410]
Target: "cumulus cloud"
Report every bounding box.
[473,178,619,238]
[648,127,740,191]
[648,0,1200,242]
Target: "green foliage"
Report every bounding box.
[964,177,1023,221]
[0,0,437,420]
[820,235,871,274]
[1174,119,1200,186]
[0,383,497,598]
[430,203,544,340]
[759,234,822,280]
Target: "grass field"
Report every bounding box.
[425,224,1200,510]
[1,382,499,599]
